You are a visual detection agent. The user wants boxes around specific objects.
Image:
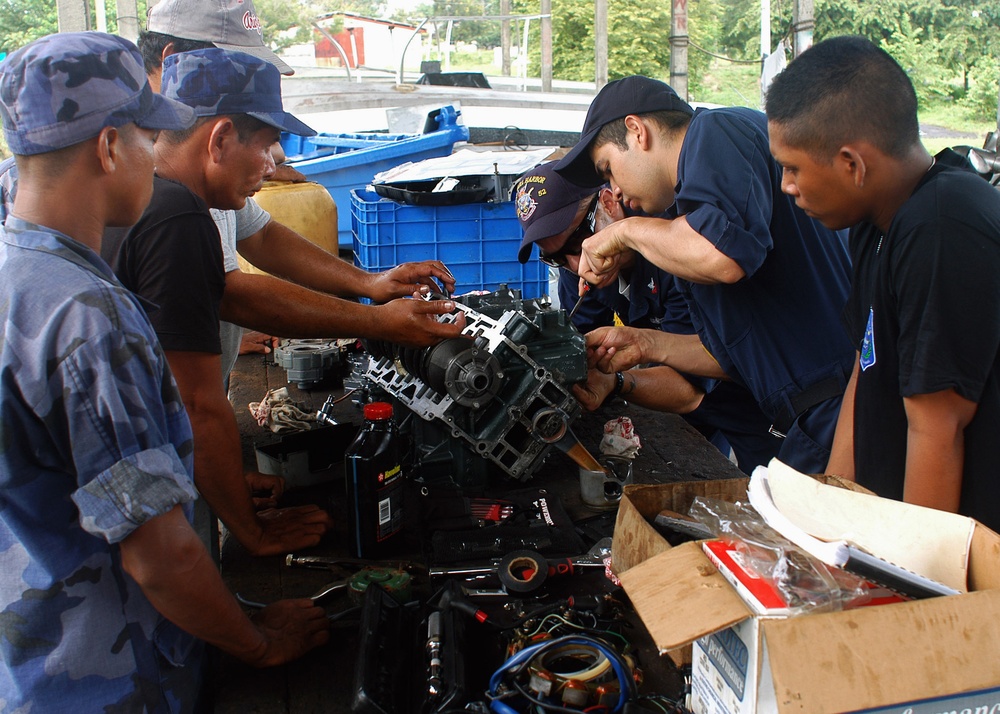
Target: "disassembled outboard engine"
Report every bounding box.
[360,286,587,489]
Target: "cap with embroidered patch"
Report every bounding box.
[147,0,293,76]
[161,48,315,136]
[512,161,597,263]
[0,31,195,156]
[555,75,693,188]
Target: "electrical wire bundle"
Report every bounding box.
[503,595,630,655]
[486,635,638,713]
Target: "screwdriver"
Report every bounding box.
[567,283,591,321]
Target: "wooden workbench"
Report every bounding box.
[211,351,745,713]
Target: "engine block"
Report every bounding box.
[363,287,587,487]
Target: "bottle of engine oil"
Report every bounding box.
[345,402,404,558]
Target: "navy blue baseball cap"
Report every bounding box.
[555,75,693,187]
[0,32,195,156]
[161,48,315,136]
[512,161,597,263]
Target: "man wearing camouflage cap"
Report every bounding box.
[111,47,342,558]
[136,0,464,374]
[0,0,464,372]
[0,32,329,711]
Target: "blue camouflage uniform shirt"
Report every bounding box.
[0,156,14,223]
[0,217,202,712]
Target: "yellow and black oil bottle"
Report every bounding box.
[345,402,405,558]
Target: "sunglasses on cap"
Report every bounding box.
[538,194,600,268]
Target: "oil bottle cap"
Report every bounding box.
[363,402,393,420]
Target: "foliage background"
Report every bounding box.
[0,0,998,158]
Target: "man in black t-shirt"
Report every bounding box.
[113,48,338,557]
[766,36,1000,532]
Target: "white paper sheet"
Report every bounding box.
[749,459,973,592]
[372,148,554,184]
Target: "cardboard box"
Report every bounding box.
[612,481,1000,713]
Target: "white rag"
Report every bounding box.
[599,416,641,459]
[248,387,316,433]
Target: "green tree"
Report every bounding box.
[1,0,63,53]
[509,0,671,82]
[427,0,501,47]
[1,0,156,54]
[961,58,1000,123]
[815,0,1000,114]
[253,0,321,48]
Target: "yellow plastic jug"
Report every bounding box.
[237,180,339,276]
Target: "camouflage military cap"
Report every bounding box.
[0,31,195,156]
[161,48,314,137]
[147,0,293,76]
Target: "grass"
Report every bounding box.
[692,60,763,109]
[425,48,497,75]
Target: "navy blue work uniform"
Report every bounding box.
[668,107,855,473]
[558,255,675,332]
[560,255,778,474]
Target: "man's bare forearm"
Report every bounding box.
[237,221,373,297]
[221,271,378,338]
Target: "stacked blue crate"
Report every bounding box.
[282,106,470,249]
[351,189,548,299]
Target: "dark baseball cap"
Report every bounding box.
[512,161,597,263]
[161,48,315,136]
[147,0,293,76]
[555,75,693,187]
[0,32,195,156]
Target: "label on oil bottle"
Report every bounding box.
[375,463,403,541]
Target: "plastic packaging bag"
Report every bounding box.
[688,496,872,615]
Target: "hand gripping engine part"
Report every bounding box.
[362,287,587,487]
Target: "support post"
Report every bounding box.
[594,0,608,90]
[57,0,91,32]
[540,0,552,92]
[501,0,511,76]
[760,0,770,58]
[116,0,141,42]
[669,0,689,100]
[792,0,814,57]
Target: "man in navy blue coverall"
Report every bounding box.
[555,76,855,473]
[512,162,777,474]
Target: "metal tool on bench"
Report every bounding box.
[429,537,612,595]
[239,562,414,620]
[285,553,425,574]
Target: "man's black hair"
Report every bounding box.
[137,30,214,74]
[765,35,920,159]
[594,110,693,152]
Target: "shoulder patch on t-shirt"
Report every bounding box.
[860,307,876,371]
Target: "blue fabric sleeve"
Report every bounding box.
[675,109,775,277]
[75,448,199,543]
[55,331,197,543]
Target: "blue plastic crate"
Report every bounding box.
[351,189,548,298]
[284,106,470,249]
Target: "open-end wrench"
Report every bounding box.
[430,538,613,594]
